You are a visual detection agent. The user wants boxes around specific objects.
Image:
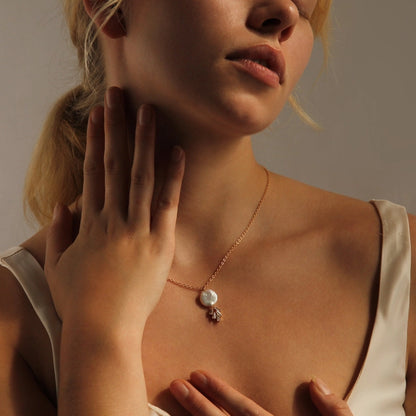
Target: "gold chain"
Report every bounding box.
[167,167,270,292]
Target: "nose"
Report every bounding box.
[246,0,299,42]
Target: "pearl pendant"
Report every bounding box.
[199,289,218,307]
[199,290,222,322]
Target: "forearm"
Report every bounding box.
[58,317,149,416]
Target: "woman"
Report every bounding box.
[0,0,415,415]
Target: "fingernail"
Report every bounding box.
[170,381,189,399]
[106,87,121,109]
[312,377,332,396]
[171,146,183,162]
[190,371,208,387]
[139,105,153,126]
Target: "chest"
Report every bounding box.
[22,244,377,415]
[140,267,376,416]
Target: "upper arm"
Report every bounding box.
[0,266,56,416]
[405,213,416,415]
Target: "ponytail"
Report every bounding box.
[23,0,119,228]
[23,86,87,227]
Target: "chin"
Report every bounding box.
[210,94,285,136]
[225,110,276,136]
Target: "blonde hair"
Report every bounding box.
[23,0,332,228]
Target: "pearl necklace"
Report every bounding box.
[167,168,270,323]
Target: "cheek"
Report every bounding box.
[283,25,315,90]
[121,2,315,135]
[123,2,232,107]
[122,6,182,101]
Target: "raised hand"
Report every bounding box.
[170,370,353,416]
[44,87,185,337]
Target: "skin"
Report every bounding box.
[98,0,318,309]
[43,88,358,416]
[169,370,354,416]
[1,0,415,414]
[85,0,416,413]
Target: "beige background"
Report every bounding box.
[1,1,415,249]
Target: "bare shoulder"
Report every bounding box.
[0,264,28,344]
[0,225,49,345]
[19,225,49,269]
[405,213,416,414]
[312,190,382,289]
[0,265,56,415]
[268,175,382,281]
[0,224,56,414]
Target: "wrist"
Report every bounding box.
[58,315,149,416]
[62,311,146,351]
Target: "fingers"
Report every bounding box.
[82,106,105,223]
[171,372,353,416]
[81,86,184,238]
[151,146,185,236]
[128,105,156,230]
[103,87,131,216]
[170,379,223,416]
[309,378,353,416]
[170,370,271,416]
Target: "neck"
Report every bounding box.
[22,107,270,285]
[139,110,269,272]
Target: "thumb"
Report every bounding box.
[45,203,74,273]
[309,378,353,416]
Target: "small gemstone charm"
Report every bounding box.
[208,307,222,322]
[199,289,218,307]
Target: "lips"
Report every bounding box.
[226,44,286,85]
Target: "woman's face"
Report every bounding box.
[120,0,317,136]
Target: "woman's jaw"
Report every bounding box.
[114,59,310,154]
[101,0,315,150]
[98,0,315,230]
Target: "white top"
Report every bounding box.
[0,200,411,415]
